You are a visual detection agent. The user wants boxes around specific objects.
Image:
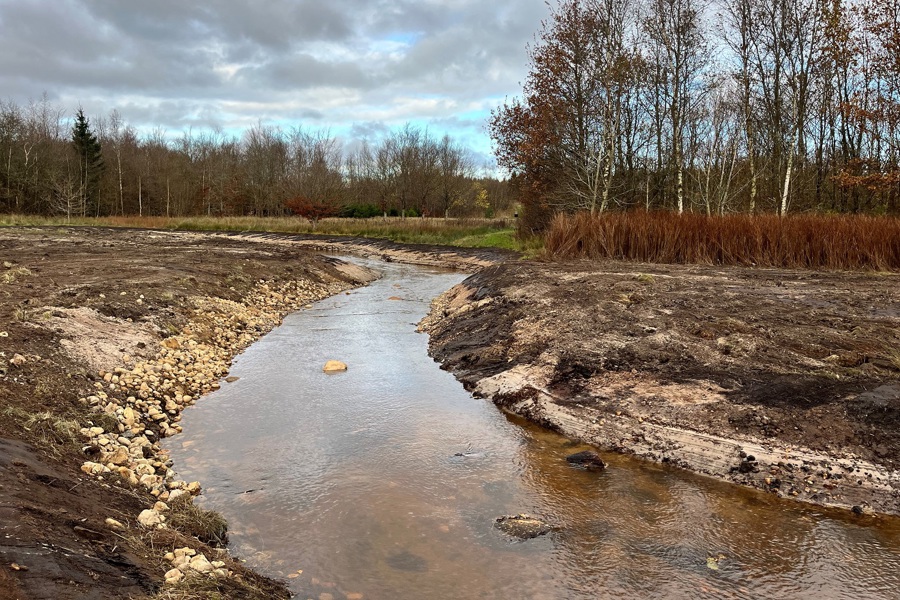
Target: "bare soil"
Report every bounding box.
[422,259,900,515]
[0,227,404,600]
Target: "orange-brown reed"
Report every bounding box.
[544,211,900,271]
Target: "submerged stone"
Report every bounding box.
[323,360,348,373]
[494,514,553,539]
[565,450,607,471]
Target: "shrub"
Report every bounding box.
[544,211,900,271]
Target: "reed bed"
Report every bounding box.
[544,211,900,271]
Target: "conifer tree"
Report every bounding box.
[71,108,103,215]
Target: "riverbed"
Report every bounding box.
[168,259,900,600]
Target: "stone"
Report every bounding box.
[168,489,187,502]
[153,501,170,513]
[10,354,26,367]
[189,554,214,574]
[104,518,125,530]
[81,461,110,476]
[565,451,607,471]
[186,481,202,495]
[494,514,553,539]
[322,360,348,373]
[137,509,165,527]
[164,568,184,584]
[106,447,130,466]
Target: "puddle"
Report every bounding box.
[168,259,900,600]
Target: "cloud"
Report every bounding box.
[0,0,547,161]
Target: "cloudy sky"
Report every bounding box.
[0,0,549,165]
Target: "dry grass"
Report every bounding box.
[2,266,33,284]
[544,211,900,271]
[166,496,228,547]
[128,528,291,600]
[2,407,81,456]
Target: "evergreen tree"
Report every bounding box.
[71,108,103,215]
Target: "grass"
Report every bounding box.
[0,214,535,252]
[166,496,228,547]
[3,406,82,456]
[544,211,900,271]
[2,266,32,284]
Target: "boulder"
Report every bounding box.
[164,568,184,584]
[106,447,130,466]
[188,554,214,574]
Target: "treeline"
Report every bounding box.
[0,97,513,220]
[492,0,900,230]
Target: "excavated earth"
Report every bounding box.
[0,227,505,600]
[421,259,900,516]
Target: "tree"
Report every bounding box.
[71,108,103,216]
[491,0,644,229]
[644,0,709,213]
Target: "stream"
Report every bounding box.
[167,259,900,600]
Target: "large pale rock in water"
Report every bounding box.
[494,514,553,539]
[323,360,348,373]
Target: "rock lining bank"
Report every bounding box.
[74,275,368,587]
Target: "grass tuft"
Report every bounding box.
[166,496,229,547]
[3,407,82,455]
[544,211,900,271]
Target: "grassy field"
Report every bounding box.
[0,214,539,253]
[544,211,900,271]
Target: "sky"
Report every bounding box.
[0,0,549,166]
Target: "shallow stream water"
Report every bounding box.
[168,259,900,600]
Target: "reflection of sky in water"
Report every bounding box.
[169,258,900,600]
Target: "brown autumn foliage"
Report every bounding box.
[494,0,900,227]
[544,211,900,271]
[284,196,338,229]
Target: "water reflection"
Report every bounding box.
[168,259,900,600]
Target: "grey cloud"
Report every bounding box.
[0,0,547,149]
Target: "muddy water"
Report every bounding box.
[168,260,900,600]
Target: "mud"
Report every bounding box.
[422,259,900,515]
